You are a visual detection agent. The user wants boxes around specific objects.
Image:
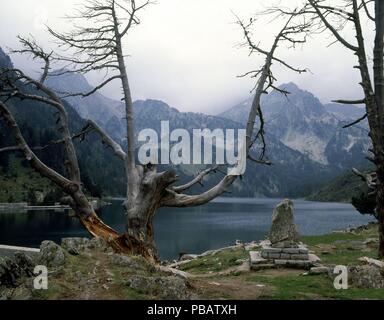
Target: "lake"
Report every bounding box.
[0,198,374,260]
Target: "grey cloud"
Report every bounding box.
[0,0,374,114]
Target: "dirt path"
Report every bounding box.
[186,263,303,299]
[190,277,271,300]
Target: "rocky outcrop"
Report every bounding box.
[0,252,34,288]
[61,238,90,255]
[38,241,66,268]
[349,265,384,289]
[125,275,190,299]
[61,237,112,255]
[358,256,384,269]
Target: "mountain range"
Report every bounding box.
[0,48,126,199]
[0,47,371,198]
[220,82,369,168]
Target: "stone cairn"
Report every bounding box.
[250,199,320,270]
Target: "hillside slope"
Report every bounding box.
[307,169,368,203]
[0,48,126,200]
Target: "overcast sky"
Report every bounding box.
[0,0,375,114]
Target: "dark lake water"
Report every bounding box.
[0,198,374,260]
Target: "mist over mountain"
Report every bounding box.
[46,72,126,141]
[45,71,370,197]
[220,82,370,169]
[324,103,367,123]
[0,48,371,197]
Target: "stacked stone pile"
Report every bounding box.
[250,199,320,270]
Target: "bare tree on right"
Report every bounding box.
[278,0,384,257]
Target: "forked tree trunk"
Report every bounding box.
[378,209,384,258]
[67,186,166,258]
[122,166,178,260]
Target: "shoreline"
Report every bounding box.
[0,198,111,212]
[0,222,377,261]
[0,196,355,209]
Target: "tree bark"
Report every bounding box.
[374,0,384,258]
[377,166,384,258]
[121,166,178,260]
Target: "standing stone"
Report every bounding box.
[250,199,320,270]
[269,199,298,246]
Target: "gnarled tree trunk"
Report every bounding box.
[122,166,178,259]
[377,170,384,258]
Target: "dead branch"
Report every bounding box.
[10,35,53,83]
[84,120,127,161]
[58,75,122,98]
[0,146,22,153]
[0,101,76,192]
[161,175,237,207]
[308,0,359,51]
[352,167,377,191]
[332,99,366,104]
[0,66,81,183]
[161,14,308,208]
[343,114,368,128]
[361,0,375,21]
[172,165,221,193]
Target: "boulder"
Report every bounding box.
[358,256,384,269]
[0,253,34,288]
[363,238,379,245]
[180,254,198,261]
[269,199,298,246]
[125,275,190,299]
[309,266,330,275]
[39,241,66,268]
[349,265,384,289]
[61,238,90,255]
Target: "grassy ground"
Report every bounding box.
[301,225,379,265]
[180,223,384,300]
[5,223,384,300]
[30,252,166,300]
[245,271,384,299]
[178,249,249,274]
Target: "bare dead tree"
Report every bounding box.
[275,0,384,257]
[234,11,310,162]
[0,0,307,260]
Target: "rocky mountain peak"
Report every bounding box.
[134,99,180,115]
[220,82,369,166]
